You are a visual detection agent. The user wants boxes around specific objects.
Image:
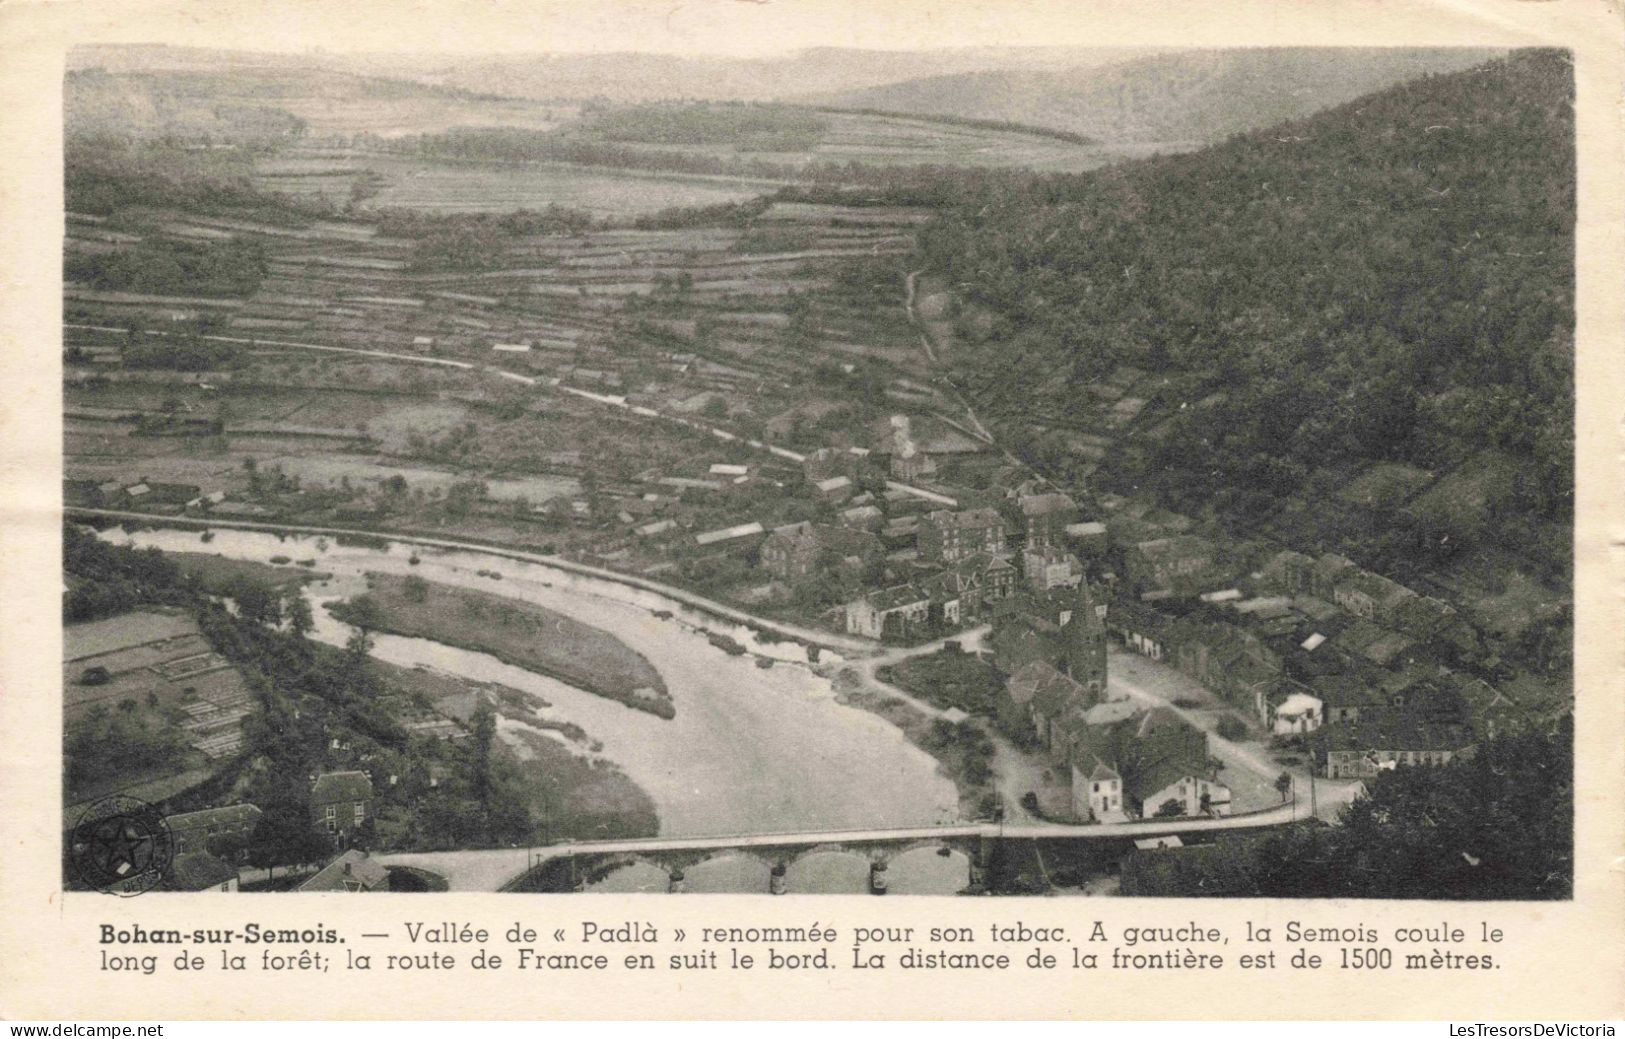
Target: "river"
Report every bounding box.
[105,526,959,838]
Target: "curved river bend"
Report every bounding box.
[107,527,958,838]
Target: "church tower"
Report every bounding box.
[1061,578,1108,703]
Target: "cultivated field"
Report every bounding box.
[256,151,779,217]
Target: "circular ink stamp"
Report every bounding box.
[69,795,173,896]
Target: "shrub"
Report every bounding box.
[1216,716,1249,741]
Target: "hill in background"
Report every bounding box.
[809,47,1504,144]
[918,49,1572,582]
[68,44,1147,106]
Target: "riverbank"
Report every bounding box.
[331,572,674,718]
[367,657,660,844]
[831,665,999,821]
[68,508,879,655]
[98,522,961,836]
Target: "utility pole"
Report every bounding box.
[1309,761,1318,820]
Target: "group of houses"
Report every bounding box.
[836,488,1094,640]
[118,770,380,893]
[1108,544,1494,780]
[986,580,1233,824]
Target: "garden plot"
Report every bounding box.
[258,454,580,503]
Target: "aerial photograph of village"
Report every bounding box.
[61,42,1573,898]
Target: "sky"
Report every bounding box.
[33,0,1559,59]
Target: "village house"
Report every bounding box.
[876,415,936,483]
[1110,599,1170,660]
[164,803,262,858]
[693,521,766,553]
[988,609,1065,674]
[1166,618,1288,725]
[838,503,884,530]
[918,507,1007,564]
[873,414,986,483]
[1122,535,1219,594]
[1272,691,1324,734]
[958,552,1019,606]
[813,475,854,504]
[1310,671,1384,725]
[1129,759,1233,819]
[1318,719,1470,779]
[1309,552,1358,601]
[759,523,882,582]
[1065,520,1109,558]
[310,771,373,841]
[1390,593,1479,658]
[165,852,240,892]
[881,515,921,551]
[1335,618,1419,667]
[1258,548,1318,596]
[1018,492,1079,549]
[1022,544,1084,593]
[1333,568,1417,623]
[1067,706,1225,822]
[1072,757,1128,823]
[844,584,931,639]
[998,660,1092,752]
[918,570,971,628]
[296,849,391,893]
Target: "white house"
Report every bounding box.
[1272,691,1324,735]
[1071,757,1128,824]
[1134,770,1232,818]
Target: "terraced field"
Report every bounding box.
[63,198,964,552]
[256,151,780,216]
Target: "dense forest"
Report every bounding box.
[1125,720,1573,900]
[65,235,268,297]
[66,134,333,224]
[916,50,1573,570]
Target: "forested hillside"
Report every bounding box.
[917,50,1572,574]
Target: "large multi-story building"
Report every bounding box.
[918,508,1007,564]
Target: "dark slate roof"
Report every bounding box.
[167,852,239,891]
[1005,660,1086,718]
[297,850,390,892]
[1019,492,1077,517]
[928,507,1004,531]
[1309,671,1384,708]
[164,803,262,833]
[1320,718,1471,753]
[1126,753,1211,806]
[868,584,929,611]
[311,771,373,804]
[954,551,1014,578]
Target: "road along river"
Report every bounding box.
[103,526,959,838]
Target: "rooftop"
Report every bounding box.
[297,849,390,893]
[311,771,373,804]
[164,803,262,832]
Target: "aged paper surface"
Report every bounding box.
[1,0,1622,1021]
